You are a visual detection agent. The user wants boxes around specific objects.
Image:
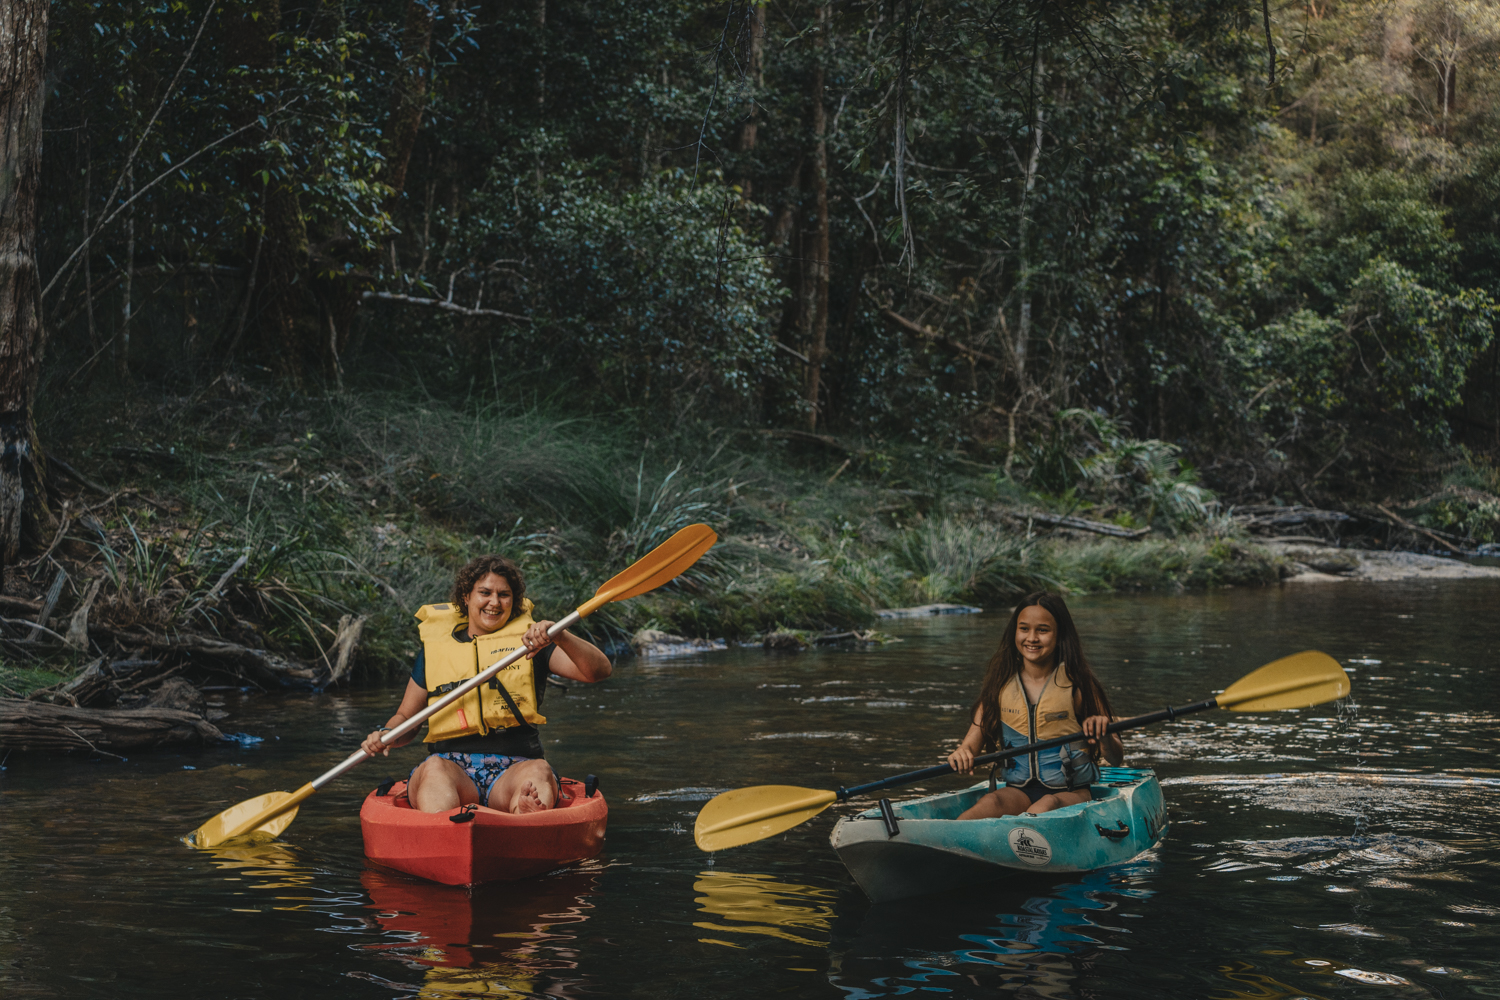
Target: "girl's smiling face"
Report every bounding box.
[1015,604,1059,670]
[464,572,515,636]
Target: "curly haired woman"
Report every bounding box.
[360,555,611,814]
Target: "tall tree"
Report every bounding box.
[0,0,54,578]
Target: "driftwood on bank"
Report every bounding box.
[88,624,329,687]
[1000,509,1151,539]
[0,698,225,753]
[1232,505,1353,532]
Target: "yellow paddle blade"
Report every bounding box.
[1219,650,1350,711]
[578,523,718,616]
[186,783,316,849]
[694,786,839,852]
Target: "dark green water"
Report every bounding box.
[3,581,1499,999]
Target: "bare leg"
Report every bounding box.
[407,755,481,813]
[487,758,559,814]
[957,786,1035,820]
[1026,789,1092,814]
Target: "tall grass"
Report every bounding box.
[19,380,1289,691]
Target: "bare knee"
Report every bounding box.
[408,757,476,813]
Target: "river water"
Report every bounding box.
[3,580,1498,999]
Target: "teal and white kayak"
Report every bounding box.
[830,766,1167,902]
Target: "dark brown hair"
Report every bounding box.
[970,592,1114,752]
[450,554,527,624]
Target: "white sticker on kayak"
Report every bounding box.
[1008,827,1052,866]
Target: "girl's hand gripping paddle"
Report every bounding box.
[187,523,718,848]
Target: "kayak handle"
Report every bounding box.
[835,696,1220,801]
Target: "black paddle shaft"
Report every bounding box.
[836,696,1219,801]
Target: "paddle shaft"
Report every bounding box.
[836,696,1218,801]
[308,610,583,790]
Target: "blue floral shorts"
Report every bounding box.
[414,752,546,804]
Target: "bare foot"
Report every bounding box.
[510,779,550,814]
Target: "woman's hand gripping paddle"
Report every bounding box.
[693,649,1350,852]
[186,523,719,849]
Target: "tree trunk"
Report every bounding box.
[383,0,436,200]
[318,0,437,380]
[736,4,765,198]
[803,5,830,432]
[221,0,312,381]
[0,0,54,580]
[533,0,547,118]
[1014,49,1044,383]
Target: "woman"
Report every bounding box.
[946,592,1123,819]
[360,555,612,814]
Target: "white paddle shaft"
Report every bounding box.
[308,610,582,790]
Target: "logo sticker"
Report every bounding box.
[1007,826,1053,867]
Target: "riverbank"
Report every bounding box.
[3,381,1493,720]
[1273,542,1500,583]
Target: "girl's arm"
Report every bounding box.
[1076,686,1124,765]
[360,679,429,757]
[945,714,986,773]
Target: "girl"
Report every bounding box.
[360,555,612,814]
[946,592,1123,819]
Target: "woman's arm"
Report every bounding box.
[522,620,613,683]
[945,714,987,773]
[360,679,429,757]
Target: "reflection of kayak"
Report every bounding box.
[360,866,599,968]
[830,766,1167,902]
[358,867,599,997]
[360,777,607,886]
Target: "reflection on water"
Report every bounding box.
[355,867,598,999]
[693,871,835,949]
[829,864,1157,999]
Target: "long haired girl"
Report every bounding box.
[946,592,1123,819]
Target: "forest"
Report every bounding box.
[2,0,1499,708]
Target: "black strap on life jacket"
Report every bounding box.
[489,672,539,733]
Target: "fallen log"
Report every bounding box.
[0,698,225,753]
[1232,505,1352,530]
[1001,509,1151,539]
[87,623,328,688]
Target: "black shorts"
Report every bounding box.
[1011,780,1054,804]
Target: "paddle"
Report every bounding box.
[187,523,719,849]
[694,649,1350,852]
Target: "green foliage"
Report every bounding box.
[1019,410,1215,532]
[431,169,785,411]
[1043,537,1286,593]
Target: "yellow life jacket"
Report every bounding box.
[415,599,547,743]
[997,662,1097,789]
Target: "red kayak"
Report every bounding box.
[360,776,607,886]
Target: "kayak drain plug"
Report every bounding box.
[878,798,900,838]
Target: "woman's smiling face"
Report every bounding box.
[464,571,515,635]
[1014,604,1059,670]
